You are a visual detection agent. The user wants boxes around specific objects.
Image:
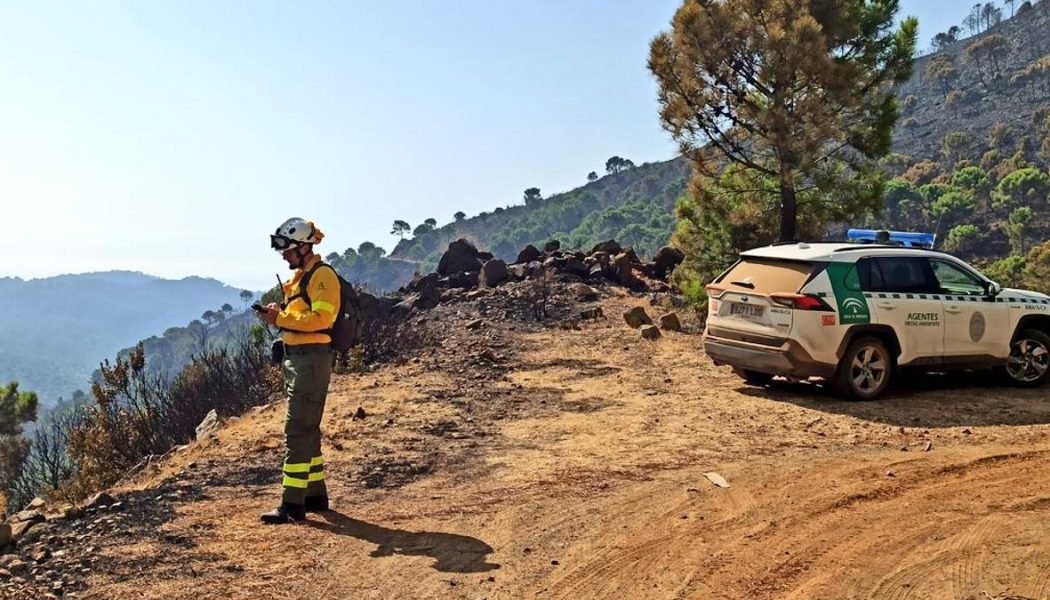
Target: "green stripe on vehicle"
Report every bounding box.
[826,263,871,324]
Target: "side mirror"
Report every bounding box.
[987,281,1002,297]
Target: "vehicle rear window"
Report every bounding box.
[717,259,815,293]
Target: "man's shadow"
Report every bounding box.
[304,510,500,574]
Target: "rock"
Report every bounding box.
[923,441,933,452]
[352,406,367,420]
[10,520,38,543]
[445,270,479,289]
[437,239,483,275]
[622,247,642,264]
[8,559,27,574]
[562,256,590,277]
[479,259,509,288]
[9,509,43,524]
[476,251,494,261]
[44,504,81,522]
[465,289,493,301]
[580,307,604,320]
[570,283,600,302]
[623,306,653,329]
[83,492,116,511]
[0,524,10,547]
[640,325,662,340]
[703,472,730,488]
[515,245,542,264]
[26,498,46,511]
[611,253,643,289]
[466,319,484,331]
[30,549,49,564]
[590,240,622,256]
[195,409,225,440]
[652,246,685,279]
[543,240,561,253]
[658,313,682,331]
[507,264,528,281]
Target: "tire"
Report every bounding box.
[833,336,893,400]
[732,368,774,386]
[1003,329,1050,387]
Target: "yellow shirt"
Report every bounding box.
[277,255,340,346]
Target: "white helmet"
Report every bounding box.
[271,218,324,252]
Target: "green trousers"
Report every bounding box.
[280,343,332,505]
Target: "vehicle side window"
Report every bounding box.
[856,258,883,292]
[871,257,937,294]
[930,259,986,295]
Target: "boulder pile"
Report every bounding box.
[395,238,684,311]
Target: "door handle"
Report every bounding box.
[876,302,895,309]
[945,306,962,314]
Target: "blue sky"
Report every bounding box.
[0,0,968,290]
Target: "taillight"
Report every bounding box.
[705,284,726,299]
[770,293,832,311]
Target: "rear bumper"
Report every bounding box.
[703,332,836,379]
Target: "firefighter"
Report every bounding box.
[256,217,340,524]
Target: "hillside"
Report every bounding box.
[893,0,1050,161]
[0,272,250,406]
[333,2,1050,295]
[5,292,1050,599]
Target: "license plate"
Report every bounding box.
[729,303,764,318]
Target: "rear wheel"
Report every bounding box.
[732,368,774,386]
[1004,329,1050,387]
[834,336,893,400]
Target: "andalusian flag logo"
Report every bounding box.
[826,263,871,324]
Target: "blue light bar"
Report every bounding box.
[847,229,936,248]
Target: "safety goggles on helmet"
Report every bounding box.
[270,234,302,251]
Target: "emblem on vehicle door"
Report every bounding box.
[969,311,986,343]
[740,296,749,303]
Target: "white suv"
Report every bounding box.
[702,242,1050,399]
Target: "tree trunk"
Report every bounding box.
[779,167,798,242]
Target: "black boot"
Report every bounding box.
[260,502,306,525]
[304,496,329,513]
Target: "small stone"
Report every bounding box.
[466,319,484,331]
[923,441,933,452]
[962,428,972,435]
[886,471,896,478]
[83,492,116,510]
[623,307,653,329]
[352,406,367,420]
[658,312,682,332]
[640,325,662,340]
[551,559,560,566]
[0,524,10,547]
[8,560,27,574]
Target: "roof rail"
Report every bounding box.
[831,245,952,255]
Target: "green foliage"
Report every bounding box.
[1,382,39,513]
[391,220,411,239]
[983,254,1027,287]
[649,0,917,241]
[1005,206,1035,255]
[993,167,1050,208]
[523,187,542,206]
[605,156,635,175]
[1024,240,1050,294]
[944,224,980,254]
[65,340,277,501]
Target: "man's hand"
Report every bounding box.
[257,303,281,326]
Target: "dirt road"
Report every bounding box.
[92,296,1050,599]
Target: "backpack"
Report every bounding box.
[298,261,364,352]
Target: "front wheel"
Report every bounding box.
[833,336,893,400]
[1004,329,1050,387]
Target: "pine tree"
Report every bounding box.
[649,0,917,241]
